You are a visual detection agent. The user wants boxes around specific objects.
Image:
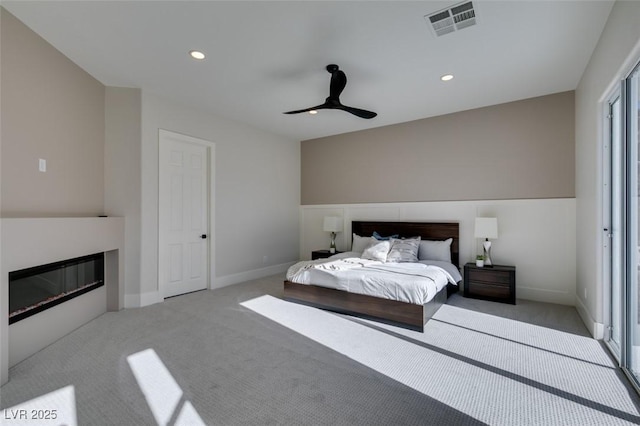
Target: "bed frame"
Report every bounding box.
[284,221,460,331]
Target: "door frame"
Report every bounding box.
[623,63,640,391]
[158,129,216,298]
[603,87,623,362]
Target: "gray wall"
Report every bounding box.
[302,91,574,205]
[1,9,105,217]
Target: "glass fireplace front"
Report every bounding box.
[9,252,104,324]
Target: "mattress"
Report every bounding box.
[286,252,460,305]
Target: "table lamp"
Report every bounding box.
[323,216,343,253]
[474,217,498,266]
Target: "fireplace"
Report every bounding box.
[9,253,105,324]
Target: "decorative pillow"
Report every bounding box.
[373,231,399,241]
[387,237,421,263]
[418,238,453,262]
[352,233,371,253]
[361,239,390,262]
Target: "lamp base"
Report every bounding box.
[483,240,493,266]
[329,232,336,253]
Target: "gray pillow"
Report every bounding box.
[418,238,453,262]
[352,234,371,253]
[387,237,421,263]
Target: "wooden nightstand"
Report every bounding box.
[311,250,342,260]
[463,263,516,304]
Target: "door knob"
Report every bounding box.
[201,234,207,239]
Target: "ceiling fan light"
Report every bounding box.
[309,110,318,115]
[189,50,205,60]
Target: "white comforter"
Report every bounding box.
[286,254,459,305]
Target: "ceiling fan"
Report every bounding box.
[284,64,377,119]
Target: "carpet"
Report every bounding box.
[1,275,639,425]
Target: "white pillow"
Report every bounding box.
[361,239,390,262]
[352,233,371,253]
[387,237,421,263]
[418,238,453,262]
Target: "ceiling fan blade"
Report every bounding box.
[283,103,329,115]
[340,105,377,119]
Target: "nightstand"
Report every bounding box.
[311,250,342,260]
[463,263,516,304]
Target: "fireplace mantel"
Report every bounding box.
[0,217,124,385]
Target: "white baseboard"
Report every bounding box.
[517,286,575,306]
[124,263,294,307]
[140,291,162,307]
[124,293,140,309]
[126,291,161,308]
[214,262,295,289]
[575,295,604,339]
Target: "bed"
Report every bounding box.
[284,221,460,331]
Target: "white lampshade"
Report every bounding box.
[323,216,343,233]
[474,217,498,239]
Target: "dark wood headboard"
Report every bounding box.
[351,221,459,266]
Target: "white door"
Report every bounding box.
[159,131,209,298]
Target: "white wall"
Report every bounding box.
[139,93,300,304]
[301,198,576,306]
[575,1,640,337]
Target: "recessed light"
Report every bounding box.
[309,110,318,115]
[441,74,454,82]
[189,50,205,60]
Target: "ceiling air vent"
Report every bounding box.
[425,1,477,37]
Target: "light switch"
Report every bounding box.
[39,158,46,172]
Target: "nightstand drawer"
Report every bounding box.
[467,269,511,285]
[467,281,511,299]
[463,263,516,304]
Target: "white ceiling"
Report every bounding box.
[3,1,614,141]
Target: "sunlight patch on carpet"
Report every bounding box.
[0,385,76,426]
[127,348,205,426]
[242,295,640,425]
